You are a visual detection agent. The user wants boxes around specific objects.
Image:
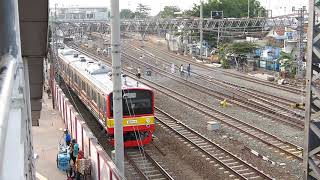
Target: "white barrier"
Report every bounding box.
[52,81,122,180]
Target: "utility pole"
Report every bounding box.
[217,22,220,48]
[110,0,124,177]
[296,7,305,78]
[304,0,320,179]
[200,0,203,60]
[53,3,60,85]
[247,0,250,18]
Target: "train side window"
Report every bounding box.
[92,89,97,103]
[75,75,78,85]
[80,79,84,90]
[88,85,91,98]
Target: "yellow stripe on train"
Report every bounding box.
[107,116,155,128]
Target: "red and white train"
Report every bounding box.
[58,47,155,147]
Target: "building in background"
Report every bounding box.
[53,7,110,21]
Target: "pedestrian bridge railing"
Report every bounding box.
[0,0,35,179]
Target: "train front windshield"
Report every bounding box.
[109,90,153,117]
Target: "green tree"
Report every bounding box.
[120,9,135,19]
[184,0,266,18]
[135,3,151,18]
[218,42,257,69]
[158,6,181,18]
[228,41,257,54]
[278,51,296,76]
[218,43,230,68]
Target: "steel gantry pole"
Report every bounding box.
[200,0,203,60]
[296,8,306,78]
[110,0,124,177]
[247,0,250,18]
[304,0,320,179]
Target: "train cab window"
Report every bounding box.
[109,90,153,117]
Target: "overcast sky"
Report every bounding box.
[49,0,308,16]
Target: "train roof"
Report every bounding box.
[58,47,152,95]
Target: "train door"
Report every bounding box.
[99,93,107,124]
[98,92,101,120]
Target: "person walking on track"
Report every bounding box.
[171,63,175,74]
[137,67,141,79]
[180,64,184,77]
[187,64,191,77]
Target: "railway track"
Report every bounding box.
[134,41,305,96]
[122,49,304,129]
[126,43,304,110]
[155,108,273,180]
[72,45,303,162]
[62,46,275,179]
[125,148,174,180]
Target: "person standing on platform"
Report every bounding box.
[64,129,71,146]
[70,139,79,164]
